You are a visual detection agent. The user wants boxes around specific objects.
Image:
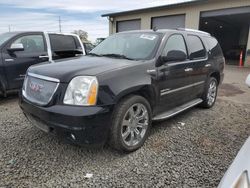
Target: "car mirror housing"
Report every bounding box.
[8,43,24,52]
[161,50,187,63]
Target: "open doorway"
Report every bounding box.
[200,9,250,66]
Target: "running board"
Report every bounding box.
[153,98,203,121]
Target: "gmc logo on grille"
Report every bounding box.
[29,81,44,92]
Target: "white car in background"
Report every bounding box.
[218,137,250,188]
[246,74,250,87]
[219,76,250,188]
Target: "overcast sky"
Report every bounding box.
[0,0,190,42]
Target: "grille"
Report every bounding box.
[22,73,59,106]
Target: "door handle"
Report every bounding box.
[184,68,193,72]
[5,58,14,62]
[205,64,211,67]
[39,55,49,59]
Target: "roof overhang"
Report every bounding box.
[102,0,207,17]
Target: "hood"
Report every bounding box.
[28,56,134,83]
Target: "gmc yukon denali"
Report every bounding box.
[19,29,225,152]
[0,31,84,96]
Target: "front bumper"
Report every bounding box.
[19,96,113,146]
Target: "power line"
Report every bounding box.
[59,16,62,33]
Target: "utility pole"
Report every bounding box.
[8,25,11,32]
[59,16,62,33]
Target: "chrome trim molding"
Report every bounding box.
[28,72,60,83]
[161,81,205,96]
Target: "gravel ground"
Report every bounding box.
[0,66,250,188]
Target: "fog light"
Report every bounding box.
[70,133,76,140]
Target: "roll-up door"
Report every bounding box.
[151,14,185,29]
[117,19,141,32]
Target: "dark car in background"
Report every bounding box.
[0,32,84,96]
[20,29,224,152]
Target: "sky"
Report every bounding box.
[0,0,189,42]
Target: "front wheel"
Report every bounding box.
[200,77,218,108]
[109,95,152,152]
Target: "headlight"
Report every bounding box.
[63,76,98,106]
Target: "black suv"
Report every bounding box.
[20,29,224,152]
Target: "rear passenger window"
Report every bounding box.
[49,34,83,60]
[162,34,187,59]
[206,37,223,57]
[187,35,206,59]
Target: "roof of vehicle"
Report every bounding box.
[1,31,78,36]
[115,28,211,36]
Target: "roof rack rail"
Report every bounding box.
[176,28,210,36]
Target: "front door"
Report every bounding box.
[2,33,48,90]
[155,33,195,114]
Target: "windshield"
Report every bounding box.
[0,33,16,46]
[90,33,161,60]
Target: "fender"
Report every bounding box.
[97,62,158,108]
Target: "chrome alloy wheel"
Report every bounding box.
[121,103,149,147]
[207,80,217,106]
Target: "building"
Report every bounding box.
[102,0,250,66]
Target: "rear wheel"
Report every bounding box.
[200,77,218,108]
[109,95,152,152]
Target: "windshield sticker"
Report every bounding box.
[140,34,156,40]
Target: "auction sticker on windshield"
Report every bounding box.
[140,34,156,40]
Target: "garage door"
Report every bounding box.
[117,19,141,32]
[151,14,185,29]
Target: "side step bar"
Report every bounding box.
[153,98,203,121]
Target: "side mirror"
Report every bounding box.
[8,43,24,52]
[161,50,187,63]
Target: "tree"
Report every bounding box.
[72,30,89,43]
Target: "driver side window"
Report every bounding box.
[12,35,45,53]
[162,34,187,61]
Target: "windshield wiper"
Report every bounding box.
[88,52,102,57]
[101,54,134,60]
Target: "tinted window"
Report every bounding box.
[205,37,223,57]
[162,34,187,58]
[90,33,161,60]
[49,34,83,60]
[12,35,45,53]
[187,35,206,59]
[49,34,77,51]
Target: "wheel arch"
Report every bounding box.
[209,71,220,84]
[115,85,157,110]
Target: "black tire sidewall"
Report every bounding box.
[110,95,152,152]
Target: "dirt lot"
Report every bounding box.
[0,66,250,188]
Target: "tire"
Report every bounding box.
[109,95,152,152]
[200,77,218,108]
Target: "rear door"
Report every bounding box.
[185,34,209,97]
[156,33,194,114]
[2,33,48,90]
[49,34,83,60]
